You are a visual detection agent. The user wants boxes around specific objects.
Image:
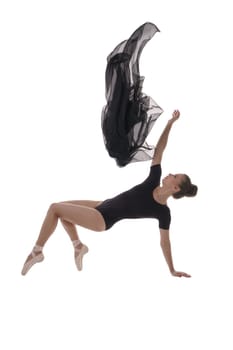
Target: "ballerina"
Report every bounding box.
[21,110,197,277]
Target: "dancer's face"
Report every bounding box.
[162,173,185,192]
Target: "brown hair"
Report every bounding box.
[173,174,198,199]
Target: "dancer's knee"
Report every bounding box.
[49,203,59,216]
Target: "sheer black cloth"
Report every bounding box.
[101,22,163,167]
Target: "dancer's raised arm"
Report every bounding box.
[151,110,180,166]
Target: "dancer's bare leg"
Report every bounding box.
[22,201,105,275]
[58,199,103,249]
[59,200,103,247]
[58,202,102,270]
[60,200,102,245]
[35,201,105,246]
[60,219,80,242]
[60,219,88,271]
[60,200,102,208]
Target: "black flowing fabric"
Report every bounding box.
[101,22,163,167]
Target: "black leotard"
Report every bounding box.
[96,164,171,230]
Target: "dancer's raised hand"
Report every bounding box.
[169,109,180,124]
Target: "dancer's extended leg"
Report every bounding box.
[21,202,105,275]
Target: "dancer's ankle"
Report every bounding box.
[33,244,43,252]
[72,239,83,249]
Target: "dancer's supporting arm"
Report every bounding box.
[151,109,180,166]
[160,228,191,278]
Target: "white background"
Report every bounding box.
[1,0,233,349]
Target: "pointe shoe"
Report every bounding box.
[21,245,44,276]
[74,244,89,271]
